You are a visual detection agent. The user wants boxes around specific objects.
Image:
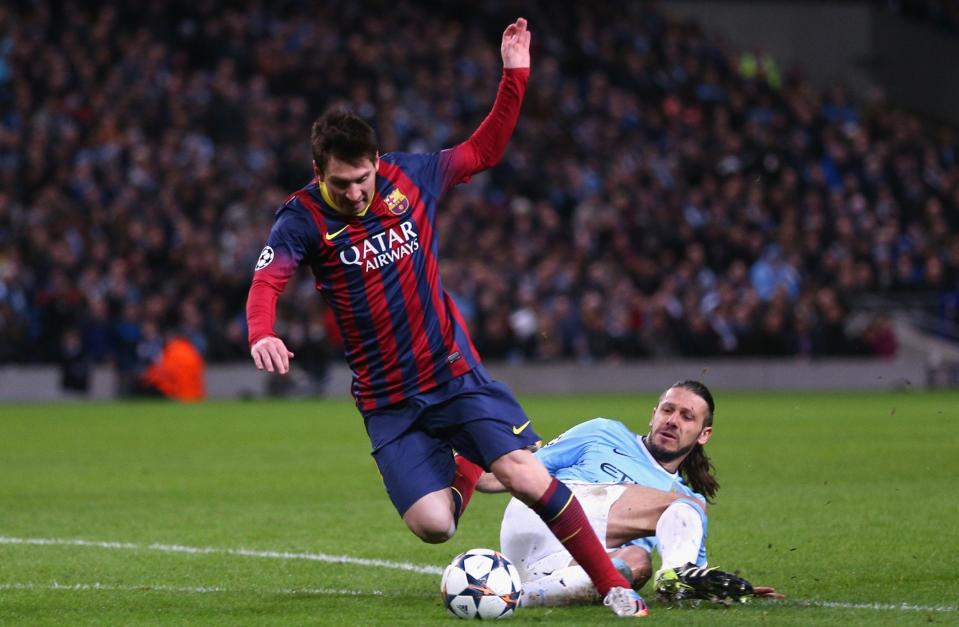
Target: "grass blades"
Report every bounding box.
[1,391,957,625]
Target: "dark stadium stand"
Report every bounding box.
[1,1,957,395]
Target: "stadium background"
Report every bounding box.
[2,2,959,625]
[1,0,958,397]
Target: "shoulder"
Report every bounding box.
[584,417,633,435]
[271,187,323,236]
[379,150,443,174]
[556,417,629,441]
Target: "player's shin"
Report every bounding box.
[520,566,597,607]
[531,478,630,596]
[656,499,706,569]
[450,454,484,524]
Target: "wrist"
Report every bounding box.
[250,334,276,350]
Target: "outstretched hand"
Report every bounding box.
[501,17,531,69]
[251,336,295,374]
[752,586,786,599]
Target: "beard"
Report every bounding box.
[645,435,698,464]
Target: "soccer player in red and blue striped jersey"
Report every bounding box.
[245,18,646,617]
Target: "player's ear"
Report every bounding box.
[313,160,324,181]
[697,425,713,446]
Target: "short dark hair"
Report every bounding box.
[310,107,378,173]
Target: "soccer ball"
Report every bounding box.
[440,548,522,619]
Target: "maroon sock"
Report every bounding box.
[532,478,629,596]
[450,454,484,524]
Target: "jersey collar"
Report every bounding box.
[319,181,374,217]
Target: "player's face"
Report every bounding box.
[646,387,713,463]
[316,155,378,215]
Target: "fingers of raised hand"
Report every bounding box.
[503,17,527,41]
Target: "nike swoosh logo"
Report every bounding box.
[512,420,532,435]
[325,225,349,240]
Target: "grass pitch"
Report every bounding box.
[1,390,957,625]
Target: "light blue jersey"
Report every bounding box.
[536,417,708,564]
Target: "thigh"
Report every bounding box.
[371,428,455,516]
[606,484,696,547]
[569,483,627,549]
[500,483,625,580]
[433,379,542,469]
[499,496,563,581]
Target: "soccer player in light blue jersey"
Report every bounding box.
[484,380,780,606]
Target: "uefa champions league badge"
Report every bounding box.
[385,188,410,215]
[255,246,275,270]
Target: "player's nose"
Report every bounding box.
[345,184,363,201]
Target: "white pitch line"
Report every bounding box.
[3,536,954,614]
[0,536,443,575]
[0,582,383,596]
[773,598,957,613]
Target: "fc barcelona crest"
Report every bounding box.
[385,188,410,215]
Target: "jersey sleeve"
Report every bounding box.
[246,204,320,347]
[437,67,529,193]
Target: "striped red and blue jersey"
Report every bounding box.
[247,68,529,411]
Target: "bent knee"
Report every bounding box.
[616,545,652,586]
[412,525,455,544]
[405,514,456,544]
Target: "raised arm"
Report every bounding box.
[441,18,531,186]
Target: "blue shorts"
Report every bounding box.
[363,365,541,516]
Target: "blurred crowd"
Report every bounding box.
[2,1,957,392]
[888,0,959,35]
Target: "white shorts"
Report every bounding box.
[499,482,627,583]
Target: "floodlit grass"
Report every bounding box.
[1,391,957,625]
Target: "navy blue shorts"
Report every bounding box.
[362,365,541,516]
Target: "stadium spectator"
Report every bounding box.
[9,1,959,377]
[244,18,647,617]
[142,335,205,402]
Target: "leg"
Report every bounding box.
[401,488,456,544]
[611,545,653,590]
[450,453,485,524]
[434,368,645,616]
[488,447,552,503]
[490,450,634,602]
[519,547,652,608]
[650,499,754,604]
[369,425,463,544]
[656,498,708,569]
[606,484,700,547]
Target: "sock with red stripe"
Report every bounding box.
[531,478,630,597]
[450,454,485,525]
